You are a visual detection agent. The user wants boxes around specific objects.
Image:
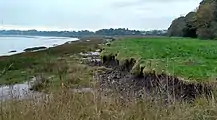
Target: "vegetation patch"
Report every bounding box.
[2,90,217,120]
[0,38,104,89]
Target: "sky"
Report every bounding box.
[0,0,202,31]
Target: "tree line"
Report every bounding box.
[168,0,217,39]
[0,28,167,37]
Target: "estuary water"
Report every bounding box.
[0,35,78,56]
[0,35,79,101]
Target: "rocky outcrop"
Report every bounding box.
[24,46,47,52]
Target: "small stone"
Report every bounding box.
[96,49,102,52]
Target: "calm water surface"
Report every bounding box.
[0,35,78,56]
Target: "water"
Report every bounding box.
[0,37,102,101]
[0,35,78,101]
[0,77,45,101]
[0,35,78,56]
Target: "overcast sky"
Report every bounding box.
[0,0,202,31]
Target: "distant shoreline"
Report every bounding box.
[0,34,73,39]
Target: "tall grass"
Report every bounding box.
[1,88,217,120]
[0,55,216,120]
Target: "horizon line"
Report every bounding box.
[0,25,167,32]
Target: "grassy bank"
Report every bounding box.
[2,36,217,120]
[102,37,217,81]
[0,38,103,88]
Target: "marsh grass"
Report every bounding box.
[2,37,217,120]
[26,55,96,92]
[1,87,217,120]
[0,39,103,85]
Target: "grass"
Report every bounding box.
[1,89,217,120]
[2,36,217,120]
[102,37,217,81]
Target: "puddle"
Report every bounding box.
[0,77,45,101]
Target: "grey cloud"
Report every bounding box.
[0,0,202,31]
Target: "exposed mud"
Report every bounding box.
[97,66,212,102]
[82,52,213,102]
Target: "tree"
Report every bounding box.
[196,1,216,39]
[168,0,217,39]
[167,17,186,37]
[167,12,197,38]
[183,12,197,38]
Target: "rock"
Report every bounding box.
[90,52,100,56]
[8,50,17,53]
[24,46,47,52]
[29,76,50,91]
[80,52,100,57]
[96,49,102,52]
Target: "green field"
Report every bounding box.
[102,37,217,81]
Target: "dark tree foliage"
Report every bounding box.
[168,12,197,38]
[183,12,197,38]
[95,28,142,36]
[196,1,216,39]
[167,17,187,37]
[168,0,217,39]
